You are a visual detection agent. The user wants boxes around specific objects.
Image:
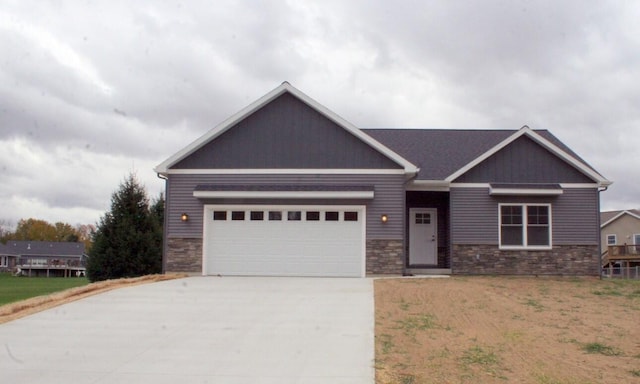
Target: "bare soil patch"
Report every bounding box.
[0,274,187,324]
[375,276,640,383]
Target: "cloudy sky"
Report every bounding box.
[0,0,638,227]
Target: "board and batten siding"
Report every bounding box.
[451,187,600,245]
[453,136,594,184]
[165,173,405,240]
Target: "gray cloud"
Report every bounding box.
[0,0,638,227]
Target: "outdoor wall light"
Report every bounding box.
[181,213,189,222]
[381,214,388,223]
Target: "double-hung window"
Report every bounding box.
[499,204,551,249]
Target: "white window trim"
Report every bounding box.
[634,234,640,245]
[607,234,617,246]
[498,203,552,250]
[0,256,6,267]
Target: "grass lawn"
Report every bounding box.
[0,272,89,306]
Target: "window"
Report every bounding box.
[415,213,431,224]
[250,211,264,221]
[634,234,640,245]
[213,211,227,221]
[287,211,301,221]
[0,256,7,267]
[268,211,282,221]
[499,204,551,248]
[306,211,320,221]
[231,211,245,221]
[344,211,358,221]
[325,211,339,221]
[607,234,617,246]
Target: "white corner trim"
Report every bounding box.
[155,82,418,175]
[165,168,406,175]
[444,126,612,186]
[193,190,375,199]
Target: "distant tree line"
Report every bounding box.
[0,218,95,251]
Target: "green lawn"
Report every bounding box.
[0,272,89,306]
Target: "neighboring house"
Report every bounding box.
[600,209,640,269]
[3,241,88,277]
[155,82,611,277]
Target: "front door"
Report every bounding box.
[409,208,437,265]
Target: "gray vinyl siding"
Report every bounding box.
[165,173,405,240]
[173,93,401,170]
[453,136,594,183]
[451,187,600,245]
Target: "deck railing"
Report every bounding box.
[607,245,640,256]
[18,258,87,268]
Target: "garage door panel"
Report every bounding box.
[204,206,365,277]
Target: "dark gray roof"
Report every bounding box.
[0,243,11,256]
[363,129,593,180]
[195,184,374,192]
[4,241,86,257]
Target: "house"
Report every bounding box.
[600,209,640,272]
[3,241,88,277]
[155,82,611,277]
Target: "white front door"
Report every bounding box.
[409,208,437,265]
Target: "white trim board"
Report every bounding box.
[194,190,374,199]
[165,168,406,175]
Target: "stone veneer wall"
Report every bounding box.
[166,238,202,273]
[451,244,600,276]
[366,239,404,275]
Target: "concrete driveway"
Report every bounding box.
[0,276,374,384]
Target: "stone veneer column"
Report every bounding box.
[366,239,404,275]
[451,244,600,276]
[166,238,202,273]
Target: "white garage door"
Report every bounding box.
[203,205,365,277]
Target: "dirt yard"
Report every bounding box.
[375,276,640,384]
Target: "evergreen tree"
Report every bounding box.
[87,173,162,282]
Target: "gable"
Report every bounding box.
[453,135,594,183]
[171,93,402,170]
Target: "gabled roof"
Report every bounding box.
[365,126,611,186]
[155,82,418,175]
[601,209,640,228]
[4,241,86,257]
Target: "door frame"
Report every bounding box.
[408,208,438,266]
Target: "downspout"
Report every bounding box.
[157,173,168,274]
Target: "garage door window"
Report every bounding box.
[325,211,339,221]
[268,211,282,221]
[250,211,264,221]
[213,211,227,221]
[344,211,358,221]
[231,211,245,221]
[288,211,301,221]
[306,211,320,221]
